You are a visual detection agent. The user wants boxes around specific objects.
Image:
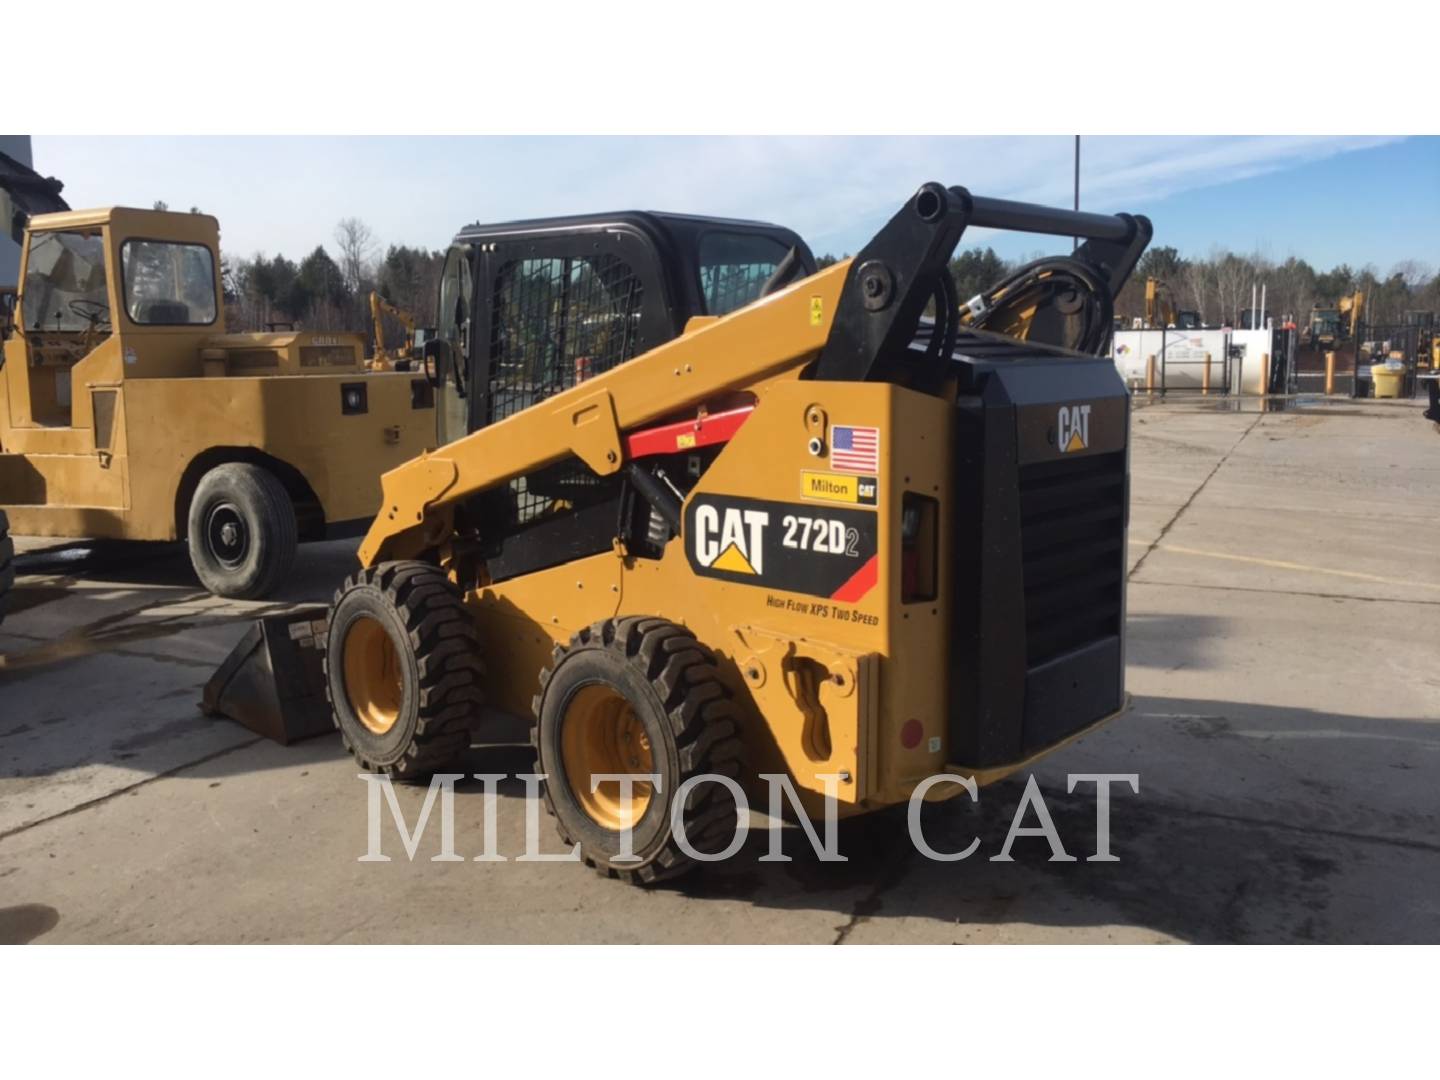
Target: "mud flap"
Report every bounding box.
[202,607,333,744]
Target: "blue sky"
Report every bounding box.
[30,135,1438,274]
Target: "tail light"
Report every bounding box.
[901,493,937,603]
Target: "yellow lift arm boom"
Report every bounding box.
[360,261,850,565]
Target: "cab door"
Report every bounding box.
[432,244,474,446]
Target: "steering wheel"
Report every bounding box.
[68,298,110,326]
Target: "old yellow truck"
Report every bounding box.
[0,153,436,600]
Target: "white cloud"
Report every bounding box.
[31,135,1404,261]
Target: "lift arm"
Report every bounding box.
[359,259,850,564]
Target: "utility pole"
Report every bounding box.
[1073,135,1080,251]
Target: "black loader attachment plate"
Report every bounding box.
[202,608,333,744]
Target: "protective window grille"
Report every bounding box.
[701,262,778,317]
[489,255,644,424]
[489,254,644,523]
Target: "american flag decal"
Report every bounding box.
[830,425,879,473]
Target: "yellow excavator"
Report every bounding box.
[1295,290,1366,393]
[1308,291,1365,346]
[368,290,419,370]
[1142,277,1201,329]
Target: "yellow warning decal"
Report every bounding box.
[676,432,697,449]
[801,470,878,506]
[712,543,757,574]
[809,296,824,327]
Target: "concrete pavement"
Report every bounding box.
[2,396,1437,943]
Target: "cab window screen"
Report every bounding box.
[121,240,217,325]
[488,253,643,527]
[698,232,790,316]
[488,254,643,424]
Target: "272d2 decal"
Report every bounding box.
[684,494,879,602]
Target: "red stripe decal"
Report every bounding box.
[624,404,755,459]
[830,554,879,604]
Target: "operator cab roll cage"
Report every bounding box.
[428,210,816,438]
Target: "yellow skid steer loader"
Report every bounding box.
[218,183,1151,883]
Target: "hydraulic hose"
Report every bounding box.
[962,255,1115,355]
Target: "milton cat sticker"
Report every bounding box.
[685,494,879,601]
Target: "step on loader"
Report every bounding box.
[239,183,1151,882]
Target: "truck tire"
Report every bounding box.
[325,561,484,778]
[187,463,298,600]
[534,617,745,885]
[0,509,13,628]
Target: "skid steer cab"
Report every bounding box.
[0,153,436,600]
[284,184,1151,884]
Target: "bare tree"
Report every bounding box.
[334,217,376,295]
[1180,259,1212,324]
[1211,250,1249,327]
[1391,259,1433,291]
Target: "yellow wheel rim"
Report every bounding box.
[342,615,404,736]
[560,685,654,830]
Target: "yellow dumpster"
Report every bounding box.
[1371,360,1405,399]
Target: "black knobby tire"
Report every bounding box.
[325,560,484,778]
[534,616,745,886]
[0,509,13,628]
[186,463,298,600]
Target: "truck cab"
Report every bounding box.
[0,193,436,599]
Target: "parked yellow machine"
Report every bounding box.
[306,183,1151,883]
[368,290,419,371]
[0,154,436,599]
[1141,276,1200,329]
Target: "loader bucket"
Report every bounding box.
[202,608,334,744]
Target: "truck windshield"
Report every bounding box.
[23,230,110,332]
[698,231,792,316]
[121,239,217,325]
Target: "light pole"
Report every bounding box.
[1073,135,1080,251]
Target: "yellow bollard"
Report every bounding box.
[1325,350,1336,395]
[1146,354,1156,394]
[1202,352,1212,395]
